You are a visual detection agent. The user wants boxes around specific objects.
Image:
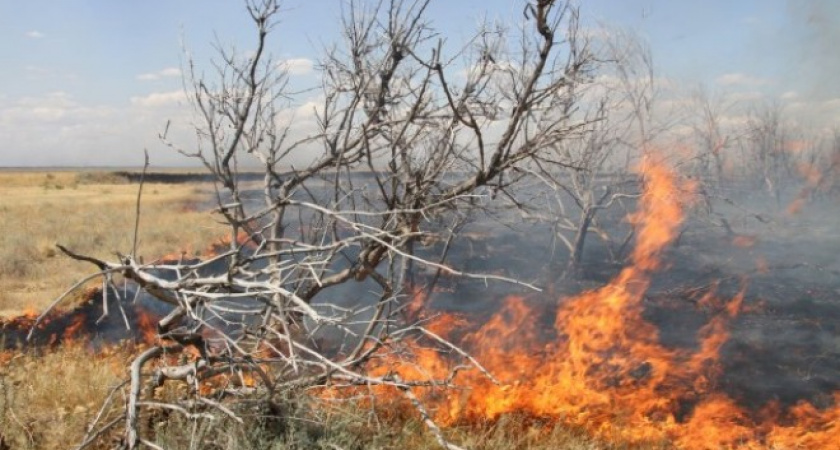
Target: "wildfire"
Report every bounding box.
[5,160,840,448]
[373,159,840,449]
[1,288,163,352]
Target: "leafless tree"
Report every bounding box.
[526,29,660,275]
[784,128,840,207]
[38,1,597,448]
[813,129,840,197]
[688,87,732,189]
[742,102,794,206]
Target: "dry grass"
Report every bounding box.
[0,171,661,450]
[144,400,658,450]
[0,347,656,450]
[0,344,129,450]
[0,171,227,317]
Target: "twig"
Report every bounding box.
[127,346,164,449]
[133,150,150,258]
[396,378,467,450]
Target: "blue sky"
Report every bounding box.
[0,0,837,167]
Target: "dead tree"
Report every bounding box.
[530,98,634,276]
[689,87,732,190]
[40,1,597,449]
[527,29,659,276]
[742,102,794,207]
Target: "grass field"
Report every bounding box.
[1,345,623,450]
[0,170,227,317]
[0,170,638,449]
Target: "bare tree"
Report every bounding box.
[689,86,732,188]
[527,29,660,276]
[742,102,794,206]
[39,1,597,448]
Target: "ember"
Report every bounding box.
[1,287,163,351]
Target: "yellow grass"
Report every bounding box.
[0,171,227,317]
[0,171,657,450]
[0,344,128,450]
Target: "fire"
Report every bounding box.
[4,159,840,448]
[732,235,757,249]
[135,307,159,344]
[371,158,840,448]
[63,314,86,343]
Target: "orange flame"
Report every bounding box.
[135,309,159,344]
[63,314,86,342]
[367,158,840,448]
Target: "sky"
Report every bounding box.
[0,0,837,167]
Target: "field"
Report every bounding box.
[0,170,226,317]
[0,170,632,449]
[3,168,840,449]
[0,170,224,449]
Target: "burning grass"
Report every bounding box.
[0,170,226,316]
[344,160,840,449]
[0,344,619,449]
[2,164,840,448]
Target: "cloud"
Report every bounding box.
[717,115,750,128]
[25,30,44,39]
[0,89,331,167]
[727,91,766,102]
[780,90,798,100]
[0,91,198,166]
[715,73,773,87]
[278,58,314,76]
[0,92,115,125]
[130,91,186,107]
[136,67,182,81]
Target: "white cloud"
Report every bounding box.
[0,91,196,166]
[0,92,116,126]
[823,98,840,110]
[780,90,798,100]
[727,91,766,102]
[279,58,314,76]
[0,89,330,167]
[25,30,44,39]
[130,91,186,108]
[715,73,773,87]
[717,114,750,128]
[136,67,182,81]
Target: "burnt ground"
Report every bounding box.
[3,178,840,414]
[421,183,840,413]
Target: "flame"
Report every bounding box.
[63,314,86,343]
[732,235,757,249]
[135,308,159,344]
[5,158,840,448]
[787,159,838,215]
[366,158,840,448]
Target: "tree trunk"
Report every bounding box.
[565,207,594,278]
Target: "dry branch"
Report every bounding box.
[48,1,598,448]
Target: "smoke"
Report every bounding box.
[771,0,840,130]
[785,0,840,100]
